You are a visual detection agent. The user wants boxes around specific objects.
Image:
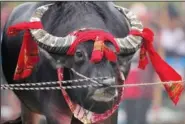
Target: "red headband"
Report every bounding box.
[67,29,120,63]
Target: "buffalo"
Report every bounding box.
[1,2,144,124]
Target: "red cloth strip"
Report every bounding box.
[130,28,184,105]
[7,22,43,80]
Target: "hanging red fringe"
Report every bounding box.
[90,36,105,63]
[7,22,43,80]
[130,28,184,105]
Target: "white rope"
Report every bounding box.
[1,84,95,90]
[110,80,185,88]
[1,80,184,91]
[1,77,106,87]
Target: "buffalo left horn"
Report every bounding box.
[114,5,143,54]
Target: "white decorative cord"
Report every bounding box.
[110,80,185,88]
[1,85,95,90]
[1,77,106,87]
[1,80,184,91]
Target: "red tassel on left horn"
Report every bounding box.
[7,22,42,80]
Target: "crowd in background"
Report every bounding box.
[1,2,185,124]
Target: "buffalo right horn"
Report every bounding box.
[29,3,76,54]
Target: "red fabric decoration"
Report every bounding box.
[90,36,104,63]
[67,30,119,63]
[90,36,117,63]
[130,28,184,105]
[104,46,117,63]
[7,22,43,80]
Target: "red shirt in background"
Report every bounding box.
[122,69,142,99]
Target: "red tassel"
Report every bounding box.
[90,37,104,63]
[130,28,184,105]
[138,45,148,69]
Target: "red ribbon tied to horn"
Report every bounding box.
[7,22,43,80]
[130,28,184,105]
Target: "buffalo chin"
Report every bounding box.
[66,88,118,114]
[83,98,118,114]
[91,87,118,102]
[66,84,119,113]
[86,88,118,113]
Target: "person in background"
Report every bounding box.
[160,3,185,57]
[1,3,13,31]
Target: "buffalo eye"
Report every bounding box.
[74,50,85,64]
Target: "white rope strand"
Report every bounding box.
[1,80,184,91]
[1,77,106,87]
[110,80,185,88]
[1,84,96,90]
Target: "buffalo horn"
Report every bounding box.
[114,5,143,54]
[29,3,76,54]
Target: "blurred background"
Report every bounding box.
[1,2,185,124]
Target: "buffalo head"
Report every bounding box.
[29,2,143,114]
